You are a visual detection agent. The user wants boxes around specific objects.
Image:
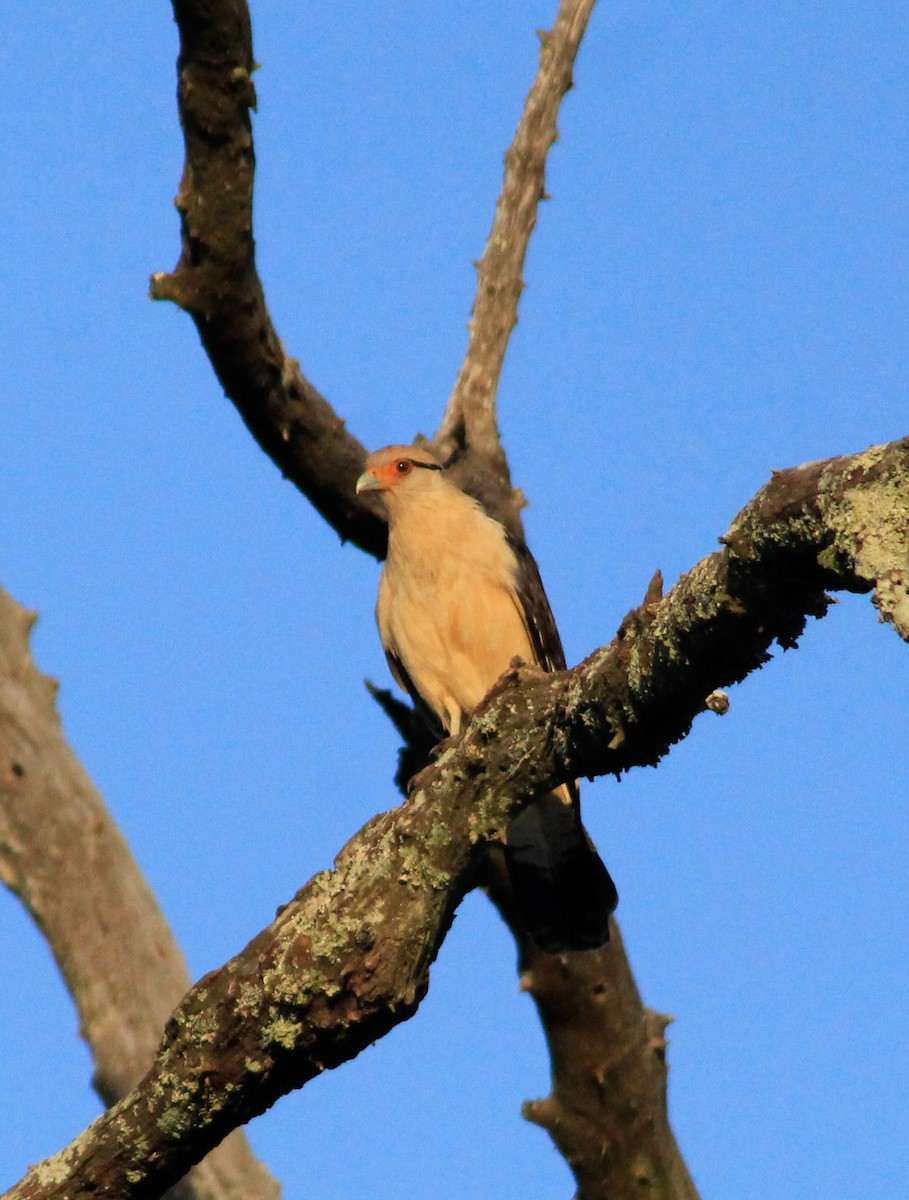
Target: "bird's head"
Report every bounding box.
[356,444,444,497]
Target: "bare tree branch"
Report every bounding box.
[480,856,699,1200]
[151,0,596,549]
[6,436,906,1200]
[150,0,386,559]
[435,0,597,537]
[522,928,700,1200]
[0,589,278,1200]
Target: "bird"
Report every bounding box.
[356,443,617,953]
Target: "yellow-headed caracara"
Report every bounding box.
[357,444,617,953]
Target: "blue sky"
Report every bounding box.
[1,3,907,1197]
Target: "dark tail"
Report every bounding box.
[504,791,618,953]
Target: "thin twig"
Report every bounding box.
[435,0,597,530]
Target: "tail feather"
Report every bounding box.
[504,792,618,953]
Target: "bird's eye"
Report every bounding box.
[394,460,412,475]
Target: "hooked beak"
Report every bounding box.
[356,469,381,494]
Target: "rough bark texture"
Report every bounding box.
[5,436,906,1200]
[0,589,279,1200]
[521,930,698,1200]
[481,855,699,1200]
[151,0,387,559]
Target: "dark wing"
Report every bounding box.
[507,534,568,673]
[506,531,575,803]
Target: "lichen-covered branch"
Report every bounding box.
[435,0,598,536]
[377,437,909,1200]
[0,587,279,1200]
[560,439,909,781]
[6,435,906,1200]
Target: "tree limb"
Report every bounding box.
[435,0,597,536]
[480,854,699,1200]
[6,436,905,1200]
[0,588,279,1200]
[150,0,386,559]
[521,928,699,1200]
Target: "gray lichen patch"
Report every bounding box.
[261,1014,304,1051]
[873,569,909,640]
[819,446,909,637]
